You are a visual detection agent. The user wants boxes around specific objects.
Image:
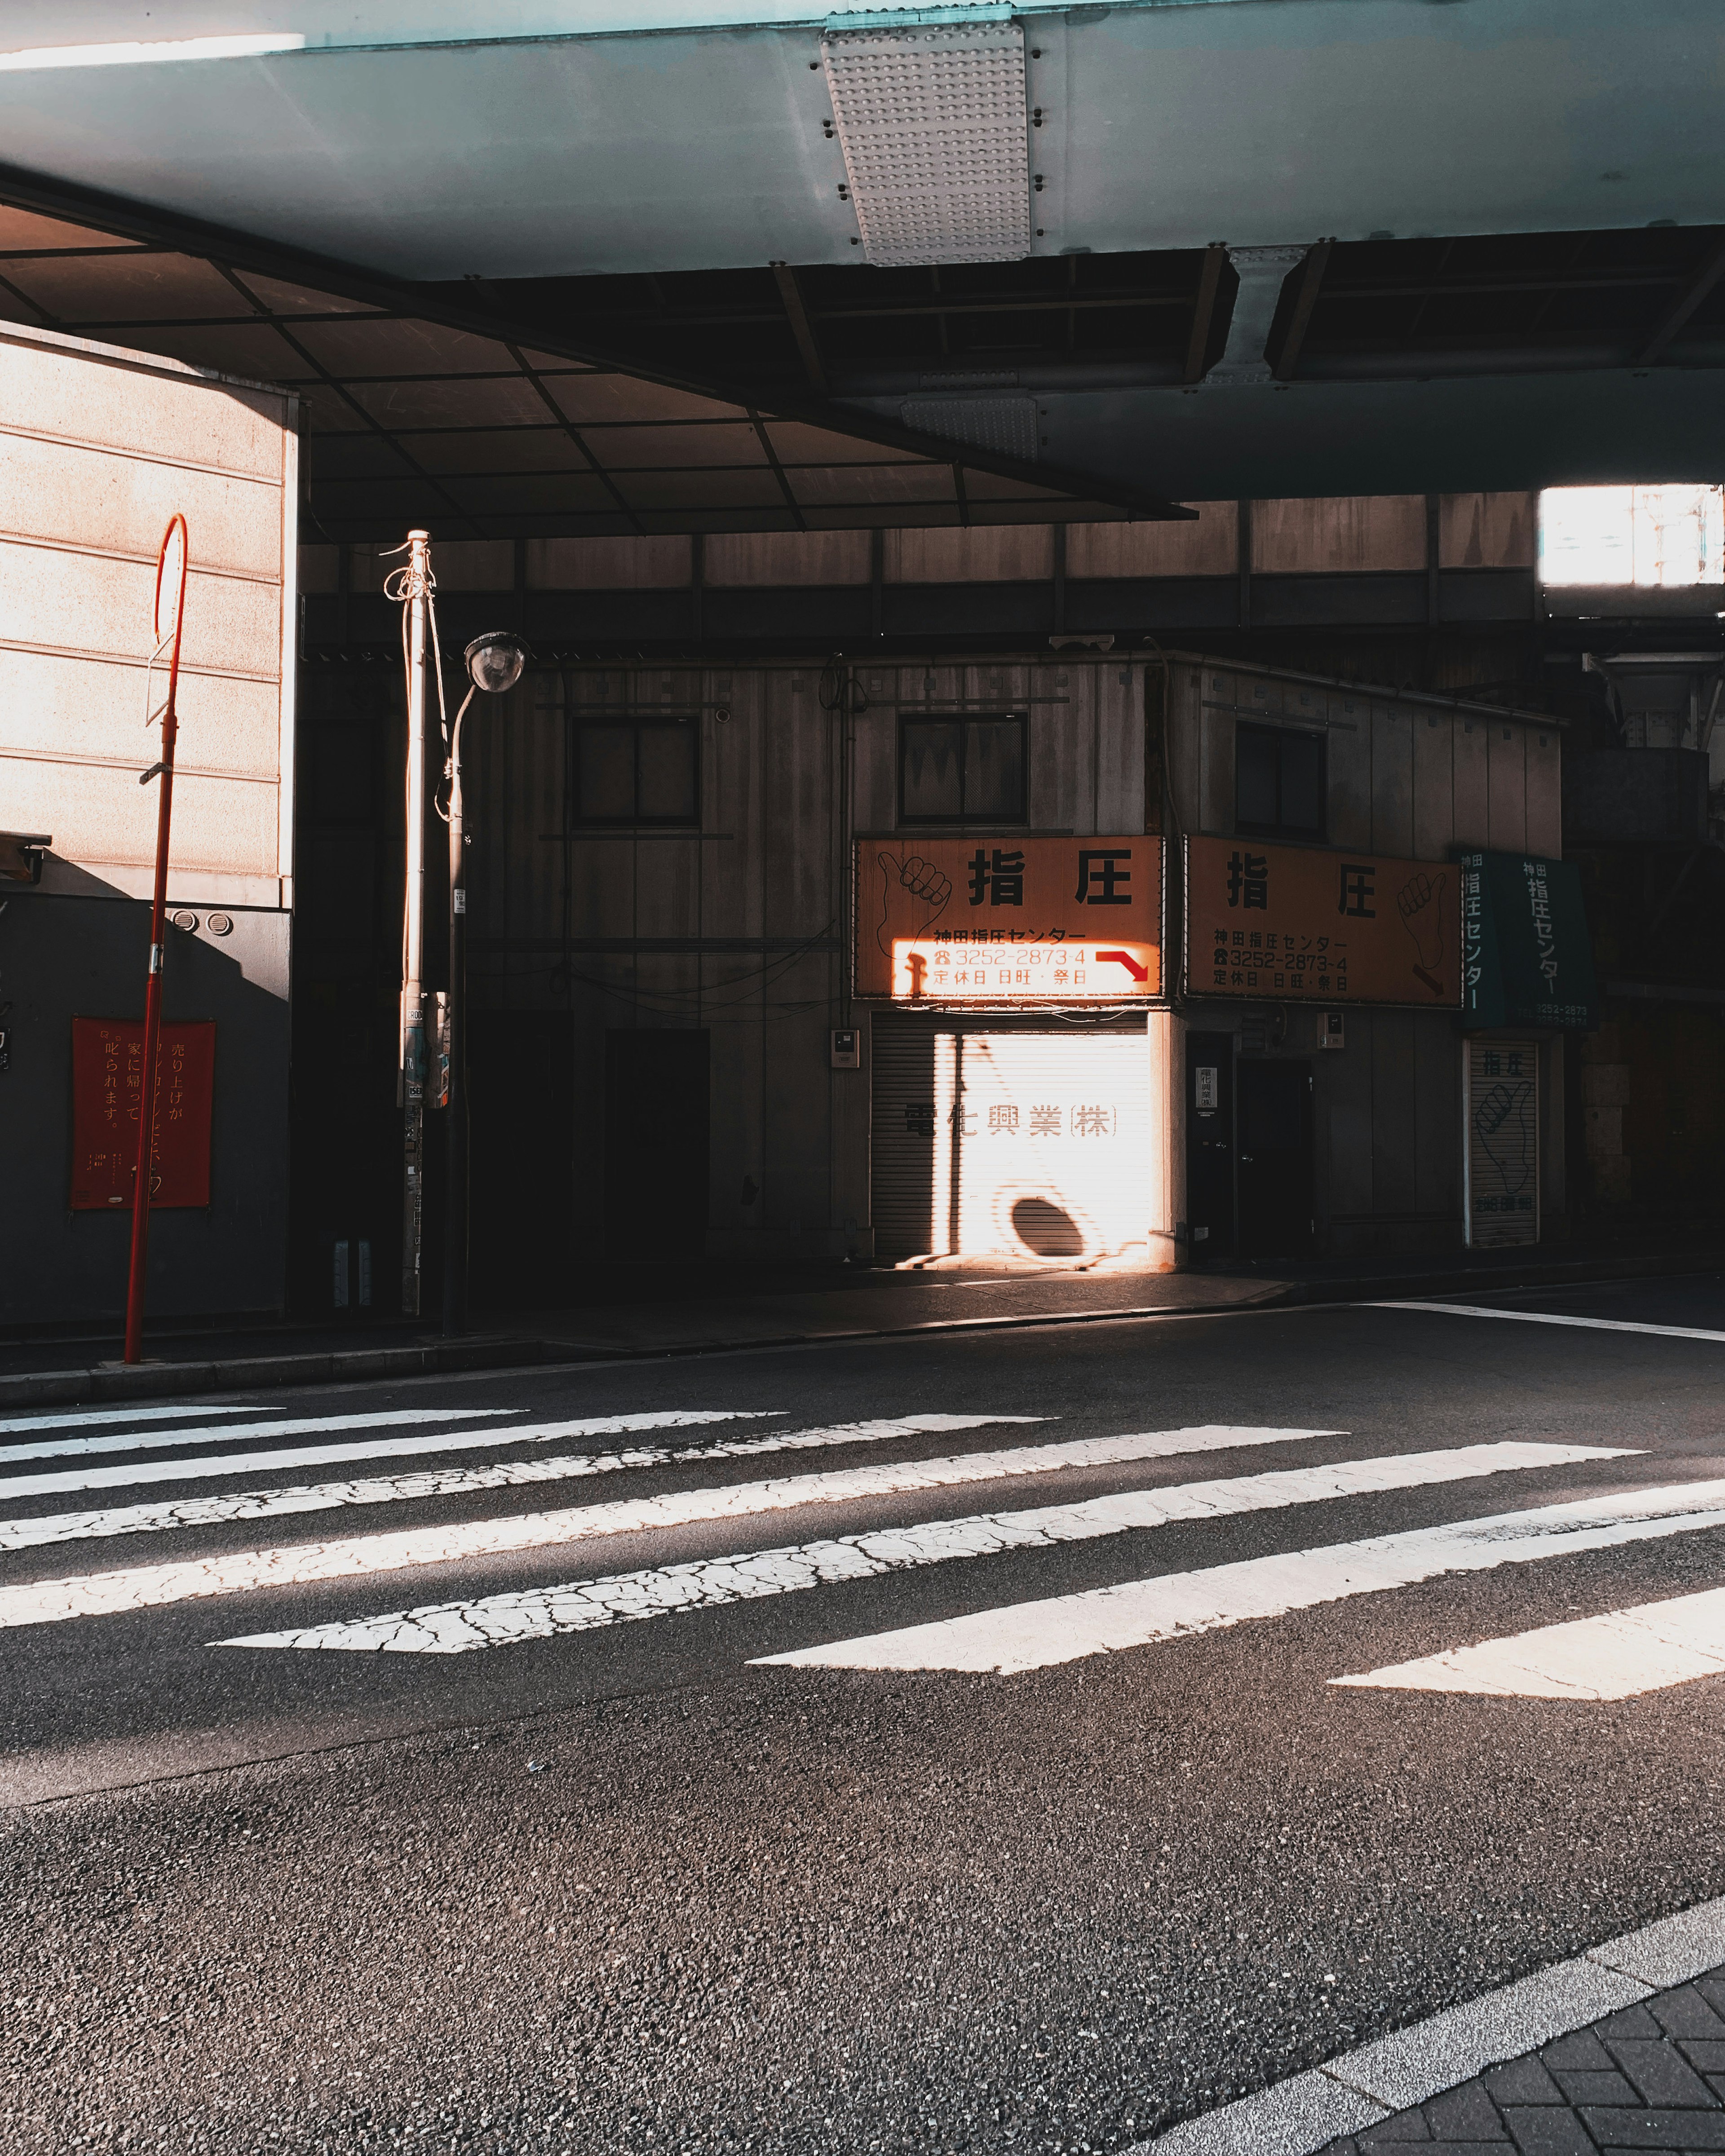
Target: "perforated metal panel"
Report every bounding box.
[871,1023,1153,1261]
[899,396,1039,462]
[823,20,1033,269]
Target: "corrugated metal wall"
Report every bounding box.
[1165,655,1567,1257]
[462,654,1146,1261]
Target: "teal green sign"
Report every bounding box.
[1459,852,1597,1031]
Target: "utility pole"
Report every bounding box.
[123,515,190,1365]
[441,630,526,1336]
[398,530,431,1317]
[443,692,470,1334]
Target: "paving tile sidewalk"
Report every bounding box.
[1316,1963,1725,2156]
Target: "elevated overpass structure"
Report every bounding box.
[0,0,1721,532]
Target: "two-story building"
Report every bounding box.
[399,628,1584,1286]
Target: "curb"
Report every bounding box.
[1133,1894,1725,2155]
[0,1334,566,1412]
[1,1246,1720,1412]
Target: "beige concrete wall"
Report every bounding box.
[0,323,297,908]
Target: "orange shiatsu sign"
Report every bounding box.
[856,835,1163,1001]
[1185,836,1460,1006]
[70,1017,215,1210]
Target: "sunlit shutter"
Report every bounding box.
[871,1022,1153,1261]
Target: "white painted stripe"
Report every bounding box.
[759,1477,1725,1674]
[0,1412,1055,1549]
[0,1404,274,1435]
[1372,1299,1725,1345]
[1331,1584,1725,1699]
[214,1442,1625,1656]
[0,1409,783,1495]
[0,1406,503,1469]
[6,1421,1355,1629]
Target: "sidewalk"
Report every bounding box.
[2,1234,1721,1411]
[1144,1897,1725,2156]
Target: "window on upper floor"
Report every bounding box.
[574,716,700,826]
[899,714,1027,825]
[1235,721,1325,841]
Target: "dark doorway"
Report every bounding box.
[468,1011,575,1307]
[1237,1060,1314,1259]
[604,1029,710,1259]
[1185,1029,1235,1263]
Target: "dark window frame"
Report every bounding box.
[897,710,1029,827]
[572,712,702,829]
[1234,719,1327,842]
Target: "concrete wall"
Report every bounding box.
[0,323,297,1325]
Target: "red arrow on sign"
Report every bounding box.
[1096,950,1149,982]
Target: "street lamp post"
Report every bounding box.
[443,629,527,1335]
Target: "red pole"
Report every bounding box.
[123,516,189,1365]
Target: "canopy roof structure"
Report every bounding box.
[0,1,1722,517]
[0,177,1189,540]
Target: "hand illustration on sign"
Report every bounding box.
[876,851,952,955]
[1397,870,1447,996]
[1473,1079,1534,1194]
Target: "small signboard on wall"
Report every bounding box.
[856,836,1162,1002]
[1459,852,1598,1031]
[1464,1038,1538,1248]
[1185,837,1460,1007]
[70,1017,215,1209]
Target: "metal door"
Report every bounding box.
[871,1023,1153,1262]
[1236,1060,1314,1259]
[604,1029,710,1259]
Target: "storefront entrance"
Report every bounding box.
[604,1029,710,1259]
[871,1021,1154,1264]
[1236,1060,1315,1259]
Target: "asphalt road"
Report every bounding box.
[3,1274,1725,2155]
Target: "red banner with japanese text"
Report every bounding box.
[1184,837,1459,1006]
[855,835,1162,1002]
[70,1017,215,1209]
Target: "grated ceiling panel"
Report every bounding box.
[900,395,1038,462]
[823,19,1032,270]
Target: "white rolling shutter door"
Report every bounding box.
[871,1025,1153,1262]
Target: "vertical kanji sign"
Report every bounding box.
[71,1018,215,1209]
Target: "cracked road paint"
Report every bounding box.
[212,1441,1622,1656]
[3,1422,1341,1628]
[756,1477,1725,1676]
[0,1409,788,1500]
[0,1413,1049,1552]
[0,1406,508,1472]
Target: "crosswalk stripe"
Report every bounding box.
[1371,1300,1725,1345]
[0,1405,274,1436]
[3,1420,1352,1629]
[755,1477,1725,1674]
[211,1441,1625,1656]
[0,1409,786,1495]
[0,1412,1055,1550]
[1330,1586,1725,1700]
[0,1406,506,1470]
